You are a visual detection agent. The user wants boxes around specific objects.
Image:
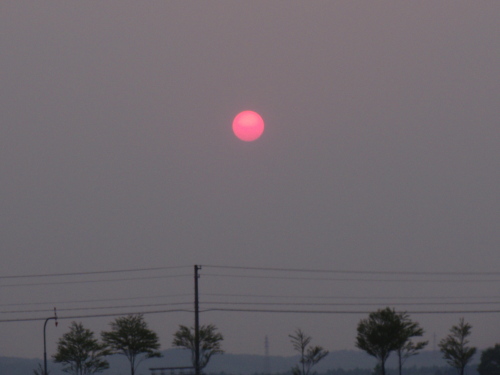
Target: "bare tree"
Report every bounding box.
[289,328,328,375]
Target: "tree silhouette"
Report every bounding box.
[172,324,224,369]
[289,328,328,375]
[102,314,161,375]
[355,307,402,375]
[33,363,50,375]
[395,312,428,375]
[477,344,500,375]
[53,322,109,375]
[439,318,476,375]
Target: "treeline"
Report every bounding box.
[211,366,478,375]
[40,307,498,375]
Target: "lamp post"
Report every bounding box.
[43,308,58,375]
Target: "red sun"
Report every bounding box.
[232,110,265,142]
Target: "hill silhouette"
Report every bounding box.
[0,349,479,375]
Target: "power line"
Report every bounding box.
[4,292,498,308]
[1,306,498,324]
[199,301,500,307]
[0,265,191,280]
[0,308,194,324]
[6,299,500,316]
[0,274,191,288]
[204,292,500,300]
[0,301,192,315]
[203,265,500,276]
[201,307,500,314]
[5,292,498,309]
[0,293,191,307]
[202,273,500,283]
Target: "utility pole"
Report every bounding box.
[43,308,58,375]
[264,335,270,375]
[194,265,201,375]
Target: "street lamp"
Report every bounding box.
[43,308,58,375]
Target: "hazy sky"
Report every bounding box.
[1,1,499,362]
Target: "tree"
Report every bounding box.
[394,312,428,375]
[477,344,500,375]
[172,324,224,369]
[289,328,328,375]
[439,318,477,375]
[371,363,382,375]
[52,322,109,375]
[33,363,49,375]
[355,307,402,375]
[101,314,161,375]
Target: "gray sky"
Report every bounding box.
[1,1,499,361]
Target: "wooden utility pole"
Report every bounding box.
[194,265,201,375]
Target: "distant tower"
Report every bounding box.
[264,335,270,374]
[433,332,436,352]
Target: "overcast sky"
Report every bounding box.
[1,1,499,362]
